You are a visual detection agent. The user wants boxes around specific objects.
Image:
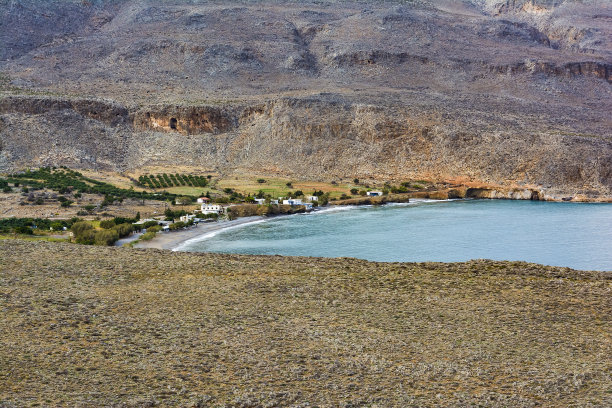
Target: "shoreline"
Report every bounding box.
[133,216,266,251]
[131,197,611,251]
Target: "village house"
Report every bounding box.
[196,197,210,204]
[254,198,266,205]
[367,191,383,197]
[201,203,224,215]
[306,195,318,202]
[179,214,196,223]
[283,198,303,206]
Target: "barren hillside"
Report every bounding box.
[1,0,610,198]
[1,240,611,406]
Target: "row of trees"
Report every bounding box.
[8,168,191,203]
[138,174,209,189]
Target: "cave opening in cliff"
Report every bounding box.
[170,118,177,130]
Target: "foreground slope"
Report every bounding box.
[0,240,610,407]
[0,0,611,198]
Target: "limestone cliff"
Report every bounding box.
[1,95,610,200]
[0,0,610,199]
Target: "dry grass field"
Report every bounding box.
[0,240,610,407]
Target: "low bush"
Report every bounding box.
[14,226,33,235]
[169,221,186,230]
[140,231,157,241]
[94,229,119,246]
[71,221,93,237]
[112,223,134,238]
[100,220,116,229]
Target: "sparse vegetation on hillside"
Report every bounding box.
[8,167,189,202]
[0,240,610,407]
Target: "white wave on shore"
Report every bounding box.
[172,218,268,252]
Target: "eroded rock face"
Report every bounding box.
[1,95,610,199]
[132,106,238,134]
[0,1,610,199]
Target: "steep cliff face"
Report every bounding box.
[0,0,610,199]
[1,95,610,199]
[132,106,239,134]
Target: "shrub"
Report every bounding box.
[83,204,96,213]
[359,190,367,196]
[60,200,73,207]
[75,229,95,245]
[257,178,266,183]
[112,223,134,238]
[15,226,34,235]
[34,198,44,205]
[2,186,11,193]
[142,220,159,229]
[293,190,304,197]
[94,229,119,246]
[350,188,359,195]
[50,222,64,231]
[146,225,162,233]
[175,196,192,205]
[99,219,115,229]
[169,221,186,230]
[286,182,292,187]
[318,193,330,206]
[140,231,157,241]
[353,178,359,184]
[71,221,93,237]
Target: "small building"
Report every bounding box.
[196,197,210,204]
[201,204,224,215]
[254,198,266,205]
[367,191,383,197]
[179,214,196,223]
[306,195,319,202]
[270,199,279,205]
[304,203,313,211]
[283,198,303,206]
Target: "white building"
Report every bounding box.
[196,197,210,204]
[254,198,266,205]
[179,214,196,223]
[367,191,383,197]
[270,199,279,205]
[201,204,224,215]
[306,195,319,202]
[283,198,303,206]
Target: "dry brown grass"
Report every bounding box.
[0,240,610,407]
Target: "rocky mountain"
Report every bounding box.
[1,0,610,198]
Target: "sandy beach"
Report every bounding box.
[133,216,265,250]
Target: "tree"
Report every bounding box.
[257,178,266,183]
[100,220,116,229]
[112,223,134,238]
[94,229,119,246]
[350,188,359,195]
[71,221,93,237]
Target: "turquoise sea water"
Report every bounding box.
[177,199,612,271]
